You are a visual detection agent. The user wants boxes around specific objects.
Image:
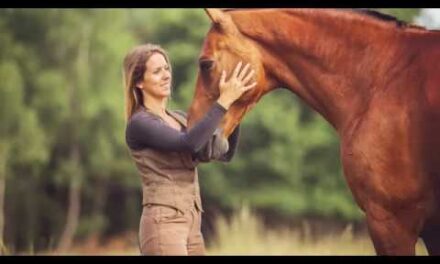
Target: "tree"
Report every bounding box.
[0,16,48,253]
[0,9,137,253]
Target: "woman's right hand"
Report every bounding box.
[216,61,257,110]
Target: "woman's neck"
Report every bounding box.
[143,95,168,117]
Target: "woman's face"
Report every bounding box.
[137,53,172,99]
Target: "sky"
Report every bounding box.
[414,8,440,29]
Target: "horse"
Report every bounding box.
[186,8,440,255]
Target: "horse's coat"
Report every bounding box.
[187,9,440,255]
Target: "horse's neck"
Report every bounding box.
[233,9,411,132]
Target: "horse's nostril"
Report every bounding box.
[199,59,215,71]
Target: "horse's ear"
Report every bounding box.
[204,8,240,35]
[205,8,225,23]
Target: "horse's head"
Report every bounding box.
[188,8,269,142]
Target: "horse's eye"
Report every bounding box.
[199,59,215,72]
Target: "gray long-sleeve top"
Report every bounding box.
[125,102,239,162]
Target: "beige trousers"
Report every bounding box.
[139,204,205,255]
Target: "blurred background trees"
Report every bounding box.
[0,8,425,254]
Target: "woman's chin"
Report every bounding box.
[155,90,170,98]
[162,88,171,96]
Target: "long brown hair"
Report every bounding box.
[122,43,172,122]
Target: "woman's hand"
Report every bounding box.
[217,61,257,110]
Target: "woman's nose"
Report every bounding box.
[162,71,170,80]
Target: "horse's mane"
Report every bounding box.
[223,8,432,32]
[353,9,410,28]
[351,9,427,30]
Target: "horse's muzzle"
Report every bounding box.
[194,128,229,162]
[211,128,229,159]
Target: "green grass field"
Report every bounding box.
[206,207,428,255]
[55,206,428,256]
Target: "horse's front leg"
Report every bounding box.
[365,201,421,255]
[420,212,440,255]
[341,146,425,255]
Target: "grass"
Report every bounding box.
[16,206,430,255]
[206,206,429,256]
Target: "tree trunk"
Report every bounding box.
[0,143,9,255]
[91,178,107,238]
[56,146,82,253]
[56,20,90,254]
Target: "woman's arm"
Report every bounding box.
[192,125,240,163]
[173,110,240,162]
[126,102,226,153]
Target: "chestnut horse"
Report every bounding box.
[187,9,440,255]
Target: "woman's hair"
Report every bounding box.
[122,43,172,122]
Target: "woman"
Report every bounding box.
[123,43,256,255]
